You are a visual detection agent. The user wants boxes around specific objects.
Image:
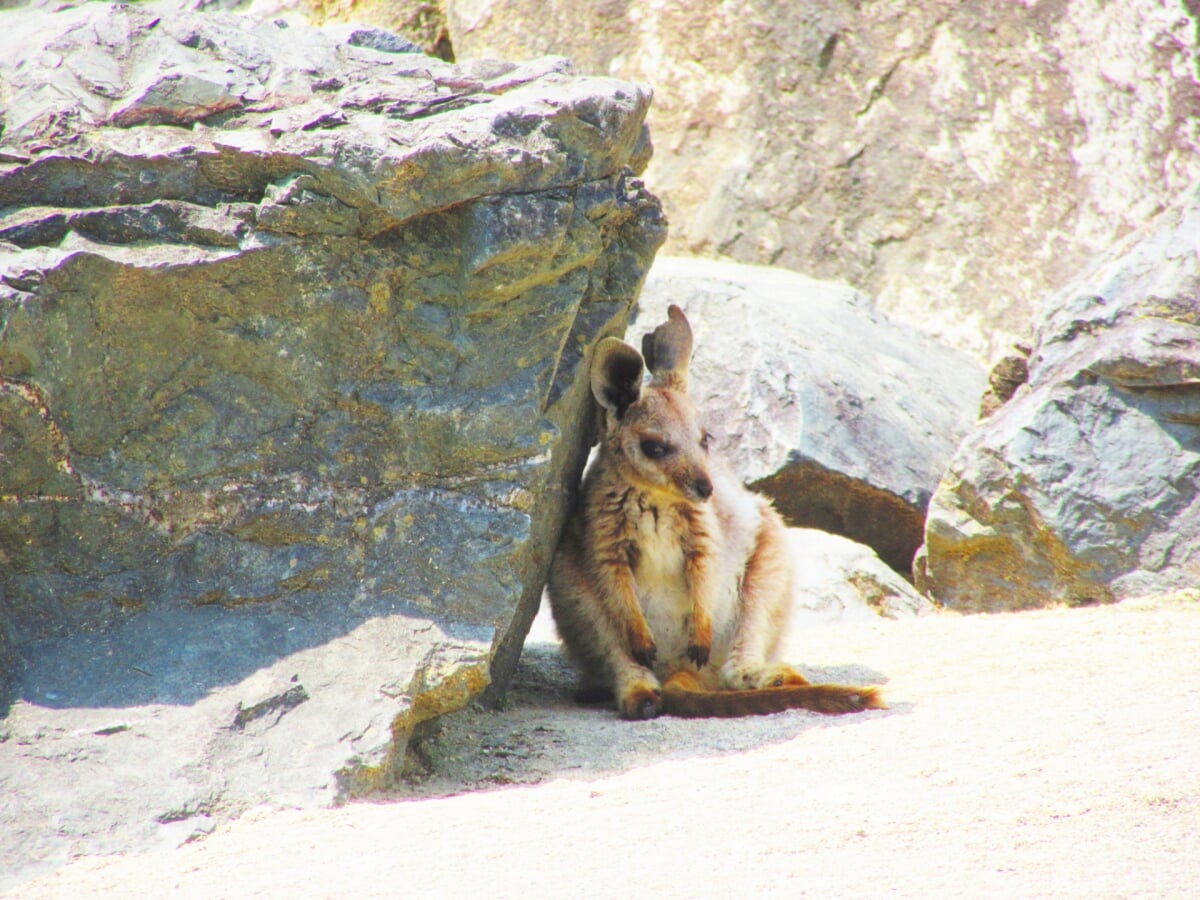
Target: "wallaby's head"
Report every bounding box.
[590,305,714,503]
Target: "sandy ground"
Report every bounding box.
[7,594,1199,899]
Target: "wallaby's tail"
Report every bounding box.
[661,678,886,718]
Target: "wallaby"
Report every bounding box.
[546,305,885,719]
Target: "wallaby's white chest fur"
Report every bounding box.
[624,481,760,671]
[627,496,693,661]
[629,498,685,589]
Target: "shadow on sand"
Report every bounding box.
[395,637,905,800]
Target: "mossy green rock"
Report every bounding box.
[0,4,663,881]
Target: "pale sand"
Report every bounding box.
[9,594,1198,899]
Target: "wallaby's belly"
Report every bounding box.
[632,515,742,673]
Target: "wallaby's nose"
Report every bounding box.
[694,476,713,500]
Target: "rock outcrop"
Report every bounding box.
[0,2,663,882]
[633,257,985,577]
[919,182,1200,611]
[283,0,1200,363]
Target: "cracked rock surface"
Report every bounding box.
[0,2,664,886]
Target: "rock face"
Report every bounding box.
[301,0,1200,362]
[633,257,985,577]
[919,182,1200,612]
[0,2,664,882]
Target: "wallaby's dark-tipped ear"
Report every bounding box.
[591,337,645,418]
[641,304,693,392]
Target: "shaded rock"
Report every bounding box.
[292,0,1200,362]
[273,1,456,61]
[334,24,424,54]
[788,528,934,624]
[978,344,1031,418]
[632,257,985,576]
[919,182,1200,611]
[0,2,664,886]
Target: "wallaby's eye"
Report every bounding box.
[700,430,713,451]
[640,438,671,459]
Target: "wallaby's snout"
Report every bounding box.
[669,454,713,503]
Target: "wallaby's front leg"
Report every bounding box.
[548,537,661,719]
[583,572,663,718]
[684,538,716,668]
[595,561,662,718]
[592,541,657,669]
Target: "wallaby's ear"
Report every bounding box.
[591,337,645,419]
[641,304,693,392]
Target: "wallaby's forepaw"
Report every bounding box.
[628,631,657,669]
[687,641,710,669]
[618,681,663,719]
[631,643,657,669]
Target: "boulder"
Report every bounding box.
[788,528,934,624]
[0,2,664,883]
[288,0,1200,363]
[918,182,1200,611]
[632,257,985,576]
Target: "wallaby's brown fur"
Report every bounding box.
[546,305,885,719]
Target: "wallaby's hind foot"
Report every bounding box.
[722,662,812,690]
[618,679,663,719]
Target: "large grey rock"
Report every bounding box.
[632,257,985,576]
[424,0,1200,363]
[918,182,1200,611]
[0,2,664,886]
